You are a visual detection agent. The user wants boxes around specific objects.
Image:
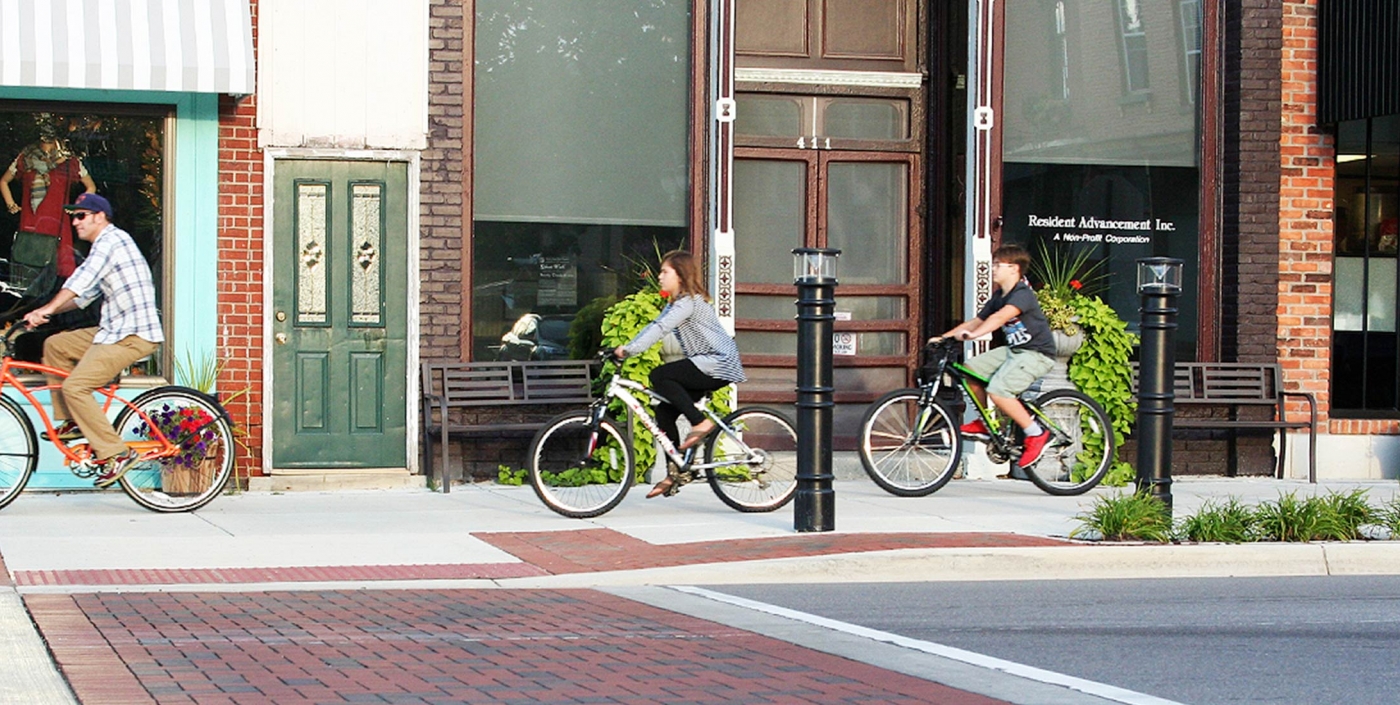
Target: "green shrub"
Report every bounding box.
[1071,491,1173,542]
[1178,497,1256,543]
[1371,496,1400,539]
[496,464,527,486]
[1320,489,1374,540]
[1251,491,1355,542]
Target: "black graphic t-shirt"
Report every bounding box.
[977,279,1056,357]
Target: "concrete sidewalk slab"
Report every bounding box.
[1,477,1397,585]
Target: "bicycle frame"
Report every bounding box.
[921,343,1069,455]
[597,373,750,474]
[0,355,180,467]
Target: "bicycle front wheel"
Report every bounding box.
[528,412,634,518]
[0,395,39,511]
[113,387,236,513]
[858,389,962,497]
[1023,389,1114,496]
[705,407,797,512]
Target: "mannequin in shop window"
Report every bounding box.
[0,115,96,280]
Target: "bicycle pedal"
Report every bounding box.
[71,459,100,480]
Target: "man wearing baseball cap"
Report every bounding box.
[23,192,164,488]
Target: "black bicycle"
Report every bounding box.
[858,338,1115,496]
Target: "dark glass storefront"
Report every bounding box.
[1332,115,1400,414]
[1000,0,1202,359]
[471,1,692,361]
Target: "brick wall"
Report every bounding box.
[1223,0,1282,363]
[217,0,264,478]
[1278,0,1334,426]
[421,0,466,362]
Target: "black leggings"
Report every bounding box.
[649,359,729,446]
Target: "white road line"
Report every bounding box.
[672,585,1185,705]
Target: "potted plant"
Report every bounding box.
[1030,244,1138,486]
[159,350,250,493]
[136,402,225,494]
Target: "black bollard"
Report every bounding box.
[793,247,839,532]
[1134,257,1184,512]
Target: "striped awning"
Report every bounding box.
[0,0,254,95]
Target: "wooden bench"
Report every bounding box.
[420,360,596,493]
[1132,362,1317,481]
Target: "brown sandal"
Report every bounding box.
[646,477,675,499]
[679,422,716,450]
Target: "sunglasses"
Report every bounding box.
[69,211,95,221]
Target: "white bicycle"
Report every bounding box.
[527,351,798,518]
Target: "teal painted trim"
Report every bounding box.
[1,87,223,486]
[0,87,219,364]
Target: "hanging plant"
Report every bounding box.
[1030,243,1137,486]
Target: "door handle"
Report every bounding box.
[275,333,288,345]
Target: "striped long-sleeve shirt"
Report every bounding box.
[622,294,746,383]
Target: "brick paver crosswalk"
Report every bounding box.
[28,588,1011,704]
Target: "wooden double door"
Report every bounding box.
[732,148,921,405]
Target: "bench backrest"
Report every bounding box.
[1130,362,1281,404]
[421,360,595,407]
[1193,363,1280,404]
[521,360,596,403]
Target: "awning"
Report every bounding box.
[0,0,254,95]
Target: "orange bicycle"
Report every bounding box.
[0,325,235,512]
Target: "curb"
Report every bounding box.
[496,542,1400,588]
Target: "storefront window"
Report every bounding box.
[1002,0,1200,359]
[0,106,165,372]
[472,1,691,361]
[1333,116,1400,414]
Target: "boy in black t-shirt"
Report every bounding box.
[931,244,1057,469]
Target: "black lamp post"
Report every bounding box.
[793,247,839,532]
[1135,257,1184,512]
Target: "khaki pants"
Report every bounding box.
[43,327,159,460]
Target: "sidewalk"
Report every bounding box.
[3,474,1399,704]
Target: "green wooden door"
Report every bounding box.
[271,160,408,468]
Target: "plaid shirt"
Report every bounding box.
[63,224,165,345]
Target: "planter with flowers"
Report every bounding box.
[138,402,224,494]
[156,350,250,493]
[1031,244,1138,486]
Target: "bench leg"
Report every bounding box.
[1275,428,1287,480]
[441,427,451,494]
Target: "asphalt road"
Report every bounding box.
[713,575,1400,705]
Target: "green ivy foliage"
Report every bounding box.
[597,290,734,477]
[1067,294,1138,487]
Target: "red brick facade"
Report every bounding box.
[217,0,265,477]
[1279,0,1399,438]
[1279,0,1333,424]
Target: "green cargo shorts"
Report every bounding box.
[963,346,1055,397]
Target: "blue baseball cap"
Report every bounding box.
[63,193,113,220]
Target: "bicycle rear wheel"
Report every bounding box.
[858,389,962,496]
[705,407,797,512]
[0,395,38,510]
[113,387,236,513]
[1022,389,1114,496]
[528,411,634,518]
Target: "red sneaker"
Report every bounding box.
[959,419,992,442]
[1018,430,1051,468]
